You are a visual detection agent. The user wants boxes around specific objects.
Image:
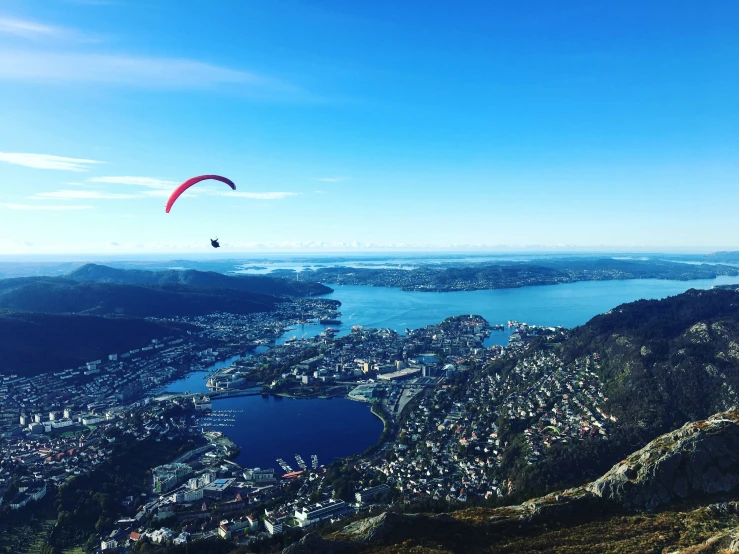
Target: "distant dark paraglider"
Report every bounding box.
[165,175,236,213]
[210,238,221,248]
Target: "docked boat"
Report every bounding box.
[295,454,307,470]
[276,458,293,473]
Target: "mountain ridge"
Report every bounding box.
[293,409,739,553]
[67,263,333,296]
[0,276,281,317]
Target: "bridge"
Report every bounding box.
[156,386,264,402]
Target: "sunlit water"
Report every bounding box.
[163,275,739,472]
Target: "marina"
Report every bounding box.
[276,458,294,473]
[197,409,243,429]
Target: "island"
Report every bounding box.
[291,257,739,291]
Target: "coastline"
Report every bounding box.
[370,402,390,434]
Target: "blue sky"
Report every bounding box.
[0,1,737,254]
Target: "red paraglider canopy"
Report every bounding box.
[165,175,236,213]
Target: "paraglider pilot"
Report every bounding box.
[210,238,220,248]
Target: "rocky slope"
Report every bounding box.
[587,411,739,511]
[288,410,739,553]
[494,287,739,498]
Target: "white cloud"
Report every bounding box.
[88,176,176,189]
[0,152,103,171]
[0,51,298,93]
[139,189,173,198]
[230,191,298,200]
[177,187,298,200]
[83,177,297,202]
[314,190,327,194]
[0,203,93,210]
[0,237,32,248]
[29,189,138,200]
[0,16,69,39]
[313,177,346,183]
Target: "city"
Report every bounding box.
[0,295,623,552]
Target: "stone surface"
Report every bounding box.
[586,409,739,511]
[284,409,739,552]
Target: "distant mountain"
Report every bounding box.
[68,263,332,296]
[0,277,281,317]
[705,250,739,262]
[0,310,192,375]
[299,257,739,291]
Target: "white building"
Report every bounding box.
[51,418,73,429]
[148,528,175,544]
[294,499,347,527]
[264,517,282,535]
[183,488,204,502]
[29,482,47,501]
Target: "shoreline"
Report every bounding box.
[370,402,390,434]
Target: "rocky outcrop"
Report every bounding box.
[336,511,459,544]
[283,410,739,553]
[587,409,739,511]
[282,532,355,554]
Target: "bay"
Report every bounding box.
[321,275,739,346]
[163,354,242,395]
[163,274,739,473]
[200,396,383,473]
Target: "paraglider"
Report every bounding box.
[165,175,235,249]
[165,174,236,213]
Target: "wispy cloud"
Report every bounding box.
[84,177,298,201]
[0,16,69,39]
[29,190,138,200]
[0,152,103,171]
[63,0,121,5]
[0,16,97,42]
[0,203,93,210]
[313,177,346,183]
[314,190,327,194]
[0,51,300,94]
[229,191,298,200]
[0,237,33,248]
[87,176,176,198]
[88,176,176,189]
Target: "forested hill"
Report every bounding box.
[0,277,280,317]
[494,286,739,496]
[564,286,739,433]
[68,263,332,296]
[0,311,193,374]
